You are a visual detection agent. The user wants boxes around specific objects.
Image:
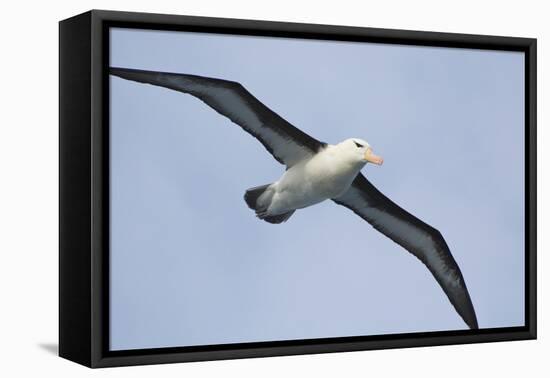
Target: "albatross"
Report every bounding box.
[110,67,478,330]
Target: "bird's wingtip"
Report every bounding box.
[461,307,479,330]
[109,66,130,76]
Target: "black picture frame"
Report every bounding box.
[59,9,537,368]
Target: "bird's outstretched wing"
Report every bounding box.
[110,67,326,167]
[333,173,478,329]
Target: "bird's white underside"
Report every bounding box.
[262,142,368,216]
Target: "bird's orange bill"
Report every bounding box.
[365,148,383,165]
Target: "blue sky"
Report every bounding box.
[109,27,525,350]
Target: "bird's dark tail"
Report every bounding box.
[244,184,294,224]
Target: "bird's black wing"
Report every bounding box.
[333,173,478,329]
[110,67,326,167]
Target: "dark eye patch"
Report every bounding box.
[354,141,363,148]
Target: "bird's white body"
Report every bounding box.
[259,140,370,216]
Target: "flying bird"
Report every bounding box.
[110,67,478,330]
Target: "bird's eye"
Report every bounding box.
[354,142,363,148]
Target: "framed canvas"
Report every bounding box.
[59,10,537,368]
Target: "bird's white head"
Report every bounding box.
[338,138,384,166]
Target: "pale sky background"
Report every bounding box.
[109,27,525,351]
